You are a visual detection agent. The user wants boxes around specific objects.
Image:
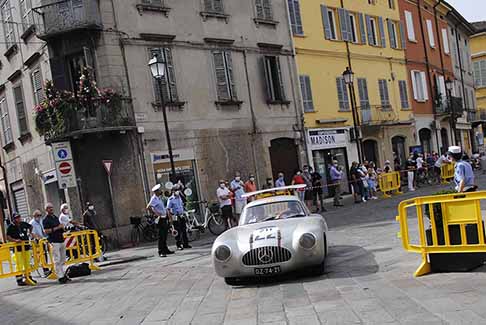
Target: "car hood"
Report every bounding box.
[212,215,326,253]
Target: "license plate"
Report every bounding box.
[254,265,281,276]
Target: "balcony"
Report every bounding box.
[40,98,136,143]
[360,105,398,126]
[469,109,486,126]
[35,0,102,40]
[435,96,464,115]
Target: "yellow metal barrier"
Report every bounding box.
[440,163,454,184]
[0,241,39,285]
[396,191,486,277]
[39,229,102,278]
[378,172,403,198]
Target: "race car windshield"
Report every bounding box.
[242,201,306,225]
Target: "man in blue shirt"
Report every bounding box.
[448,146,476,193]
[330,161,344,207]
[148,184,174,257]
[167,185,191,250]
[275,172,285,188]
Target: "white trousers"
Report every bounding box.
[407,171,415,191]
[51,242,66,278]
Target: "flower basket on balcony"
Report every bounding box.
[34,68,126,139]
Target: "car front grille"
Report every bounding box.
[242,246,292,266]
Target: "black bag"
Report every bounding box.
[66,263,91,278]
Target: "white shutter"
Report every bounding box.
[411,71,418,100]
[442,28,449,54]
[405,11,415,41]
[426,20,435,48]
[420,72,428,100]
[438,75,446,98]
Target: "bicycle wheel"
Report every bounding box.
[208,214,227,235]
[131,227,141,246]
[143,225,158,242]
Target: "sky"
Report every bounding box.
[446,0,486,23]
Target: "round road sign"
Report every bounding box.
[59,161,72,175]
[57,149,68,159]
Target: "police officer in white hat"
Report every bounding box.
[447,146,477,193]
[147,184,174,257]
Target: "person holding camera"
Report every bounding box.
[148,184,174,257]
[330,160,344,207]
[167,185,191,250]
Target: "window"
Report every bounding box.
[150,48,178,104]
[398,80,409,109]
[0,97,12,145]
[348,13,358,43]
[435,75,446,106]
[1,0,15,49]
[336,77,349,111]
[19,0,35,33]
[31,68,44,106]
[357,78,370,110]
[288,0,303,35]
[442,28,449,54]
[299,75,314,112]
[263,56,286,102]
[388,19,398,49]
[328,8,337,40]
[411,70,428,102]
[404,11,416,42]
[365,16,377,46]
[388,0,395,9]
[213,50,237,101]
[473,60,486,87]
[204,0,224,14]
[321,6,338,40]
[378,79,390,109]
[255,0,273,21]
[426,20,435,48]
[13,85,28,136]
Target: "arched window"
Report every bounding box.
[419,128,432,154]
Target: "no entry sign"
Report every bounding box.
[59,161,72,175]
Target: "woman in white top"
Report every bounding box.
[59,204,79,229]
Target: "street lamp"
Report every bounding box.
[342,67,363,163]
[148,53,177,183]
[445,78,457,146]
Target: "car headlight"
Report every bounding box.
[214,245,231,262]
[299,233,316,249]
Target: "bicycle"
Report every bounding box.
[130,215,158,246]
[416,166,439,187]
[183,201,227,241]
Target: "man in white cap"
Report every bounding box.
[447,146,476,193]
[148,184,174,257]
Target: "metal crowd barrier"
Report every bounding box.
[378,172,402,198]
[440,163,454,184]
[39,229,102,279]
[0,241,39,284]
[396,191,486,277]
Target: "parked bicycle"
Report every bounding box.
[130,215,158,246]
[183,201,227,242]
[416,166,439,187]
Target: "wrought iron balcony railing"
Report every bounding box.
[35,0,102,39]
[359,105,398,126]
[44,98,136,143]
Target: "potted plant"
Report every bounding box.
[424,190,486,272]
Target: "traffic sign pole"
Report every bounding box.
[104,161,120,245]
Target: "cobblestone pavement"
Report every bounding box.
[2,177,486,324]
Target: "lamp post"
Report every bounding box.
[148,54,177,183]
[445,78,457,146]
[343,67,363,163]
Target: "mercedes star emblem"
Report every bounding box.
[258,248,274,263]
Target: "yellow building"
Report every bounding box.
[289,0,414,189]
[471,21,486,148]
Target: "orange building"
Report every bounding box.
[398,0,459,160]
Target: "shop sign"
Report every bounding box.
[308,129,347,149]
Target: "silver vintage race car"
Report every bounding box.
[212,185,329,285]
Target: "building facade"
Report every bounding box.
[471,21,486,149]
[290,0,413,194]
[0,0,304,243]
[445,6,477,153]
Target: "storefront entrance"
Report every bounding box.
[312,148,350,197]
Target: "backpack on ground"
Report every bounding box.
[66,263,91,278]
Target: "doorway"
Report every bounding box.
[312,147,350,197]
[440,128,449,154]
[419,128,432,154]
[269,138,299,185]
[392,136,406,168]
[363,139,379,166]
